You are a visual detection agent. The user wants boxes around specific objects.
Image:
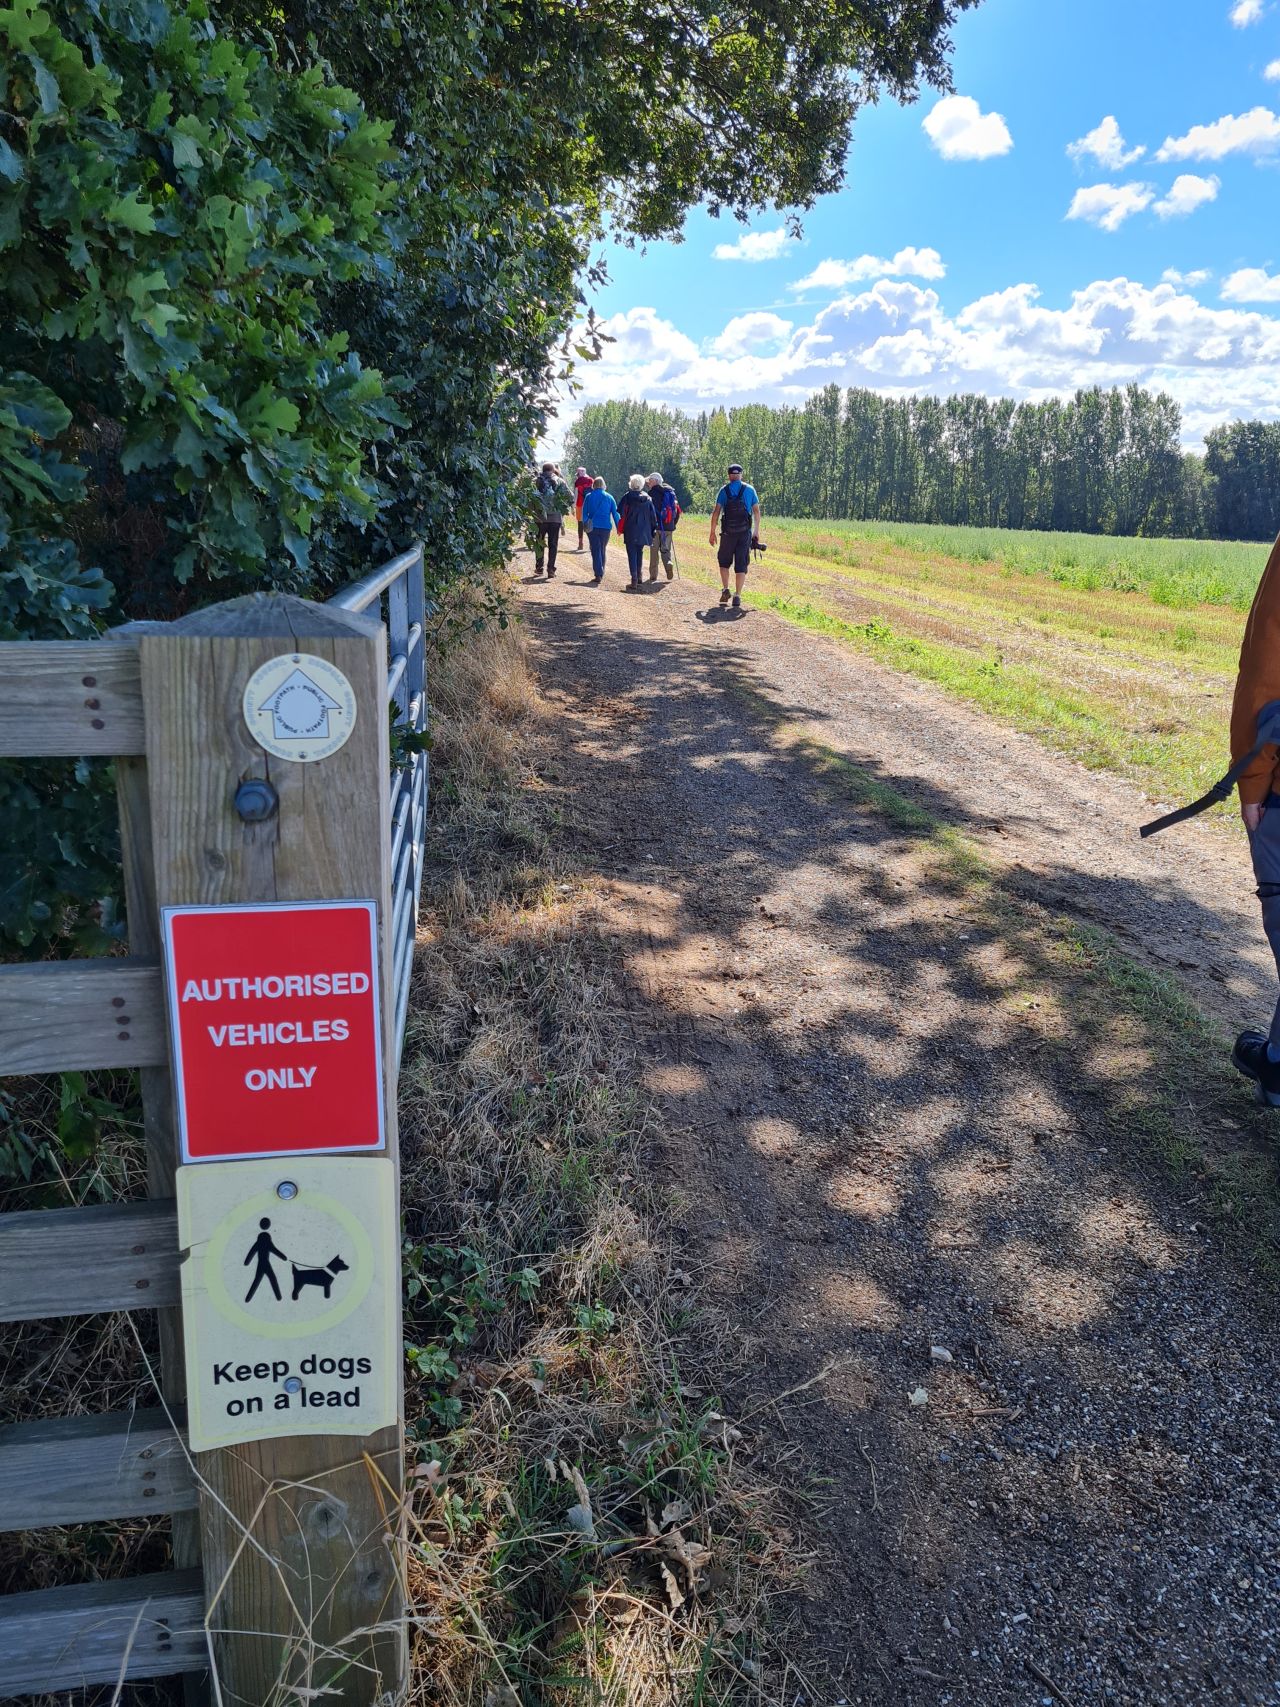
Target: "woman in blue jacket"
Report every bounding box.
[617,474,657,592]
[580,477,620,584]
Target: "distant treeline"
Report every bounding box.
[564,389,1280,542]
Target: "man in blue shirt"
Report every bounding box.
[708,463,762,608]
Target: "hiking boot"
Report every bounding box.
[1232,1029,1280,1105]
[731,593,741,609]
[719,587,731,605]
[623,582,638,593]
[666,565,674,579]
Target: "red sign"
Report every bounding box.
[163,901,385,1163]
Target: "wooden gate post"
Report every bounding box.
[139,594,406,1706]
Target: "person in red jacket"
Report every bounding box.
[573,467,593,550]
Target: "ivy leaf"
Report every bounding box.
[0,136,22,182]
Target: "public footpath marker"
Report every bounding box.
[0,547,428,1705]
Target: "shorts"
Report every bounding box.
[717,530,751,574]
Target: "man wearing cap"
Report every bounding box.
[708,463,762,608]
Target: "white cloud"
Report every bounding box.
[1222,266,1280,301]
[558,276,1280,450]
[709,312,794,356]
[1066,181,1155,231]
[793,247,947,292]
[1067,115,1146,170]
[712,226,796,263]
[1156,106,1280,160]
[1266,58,1280,79]
[922,95,1013,160]
[1154,173,1221,218]
[1163,267,1212,286]
[1231,0,1265,23]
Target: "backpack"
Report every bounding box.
[722,483,751,534]
[654,486,681,531]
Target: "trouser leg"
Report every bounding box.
[548,522,561,574]
[626,540,643,582]
[1261,895,1280,1050]
[719,531,749,589]
[648,538,660,580]
[1251,804,1280,1047]
[589,530,607,577]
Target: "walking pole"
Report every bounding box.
[671,533,681,579]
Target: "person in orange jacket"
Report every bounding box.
[1223,534,1280,1101]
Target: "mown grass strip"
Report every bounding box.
[751,585,1221,801]
[680,523,1237,814]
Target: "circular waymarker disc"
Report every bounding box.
[243,652,358,763]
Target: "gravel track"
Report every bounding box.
[519,552,1280,1707]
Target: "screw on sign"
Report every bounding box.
[176,1155,398,1452]
[162,900,385,1163]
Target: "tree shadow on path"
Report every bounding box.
[522,591,1280,1707]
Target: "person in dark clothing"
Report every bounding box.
[708,462,762,608]
[532,462,571,576]
[617,475,657,591]
[644,471,681,581]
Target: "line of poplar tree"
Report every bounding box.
[566,387,1280,542]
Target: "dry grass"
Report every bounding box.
[0,602,803,1706]
[389,602,807,1703]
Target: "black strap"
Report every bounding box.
[1140,699,1280,838]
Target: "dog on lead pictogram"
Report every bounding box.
[243,1216,349,1304]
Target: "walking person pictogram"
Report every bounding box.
[244,1216,288,1302]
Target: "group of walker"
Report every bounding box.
[530,461,764,608]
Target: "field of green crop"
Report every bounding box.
[679,518,1274,809]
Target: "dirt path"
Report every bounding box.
[517,553,1280,1707]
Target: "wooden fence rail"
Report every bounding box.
[0,547,427,1704]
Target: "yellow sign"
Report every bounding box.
[242,652,358,763]
[177,1156,398,1452]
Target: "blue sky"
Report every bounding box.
[557,0,1280,449]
